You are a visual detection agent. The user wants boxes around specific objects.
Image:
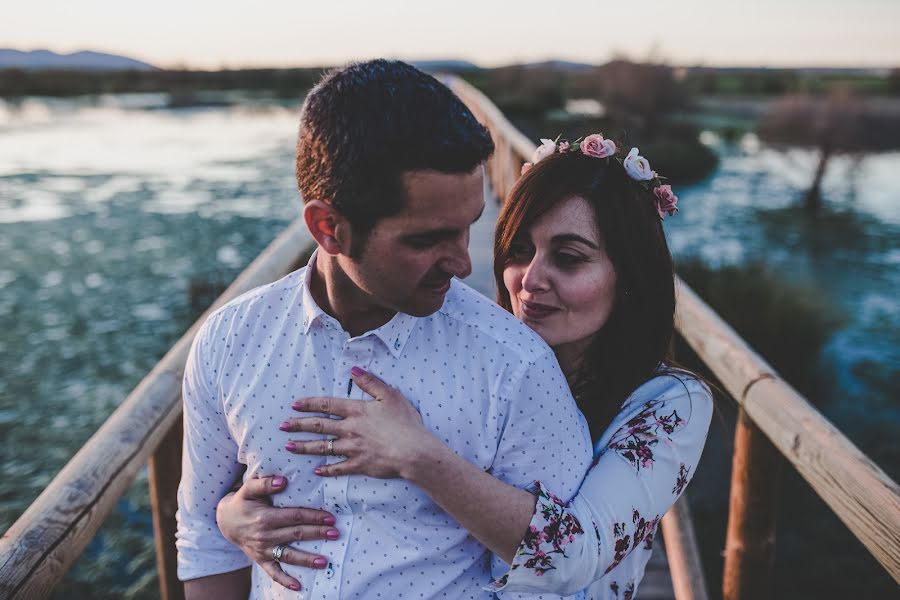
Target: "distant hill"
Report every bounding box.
[520,60,596,71]
[410,59,481,71]
[0,49,157,71]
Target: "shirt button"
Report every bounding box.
[325,562,335,579]
[333,506,343,514]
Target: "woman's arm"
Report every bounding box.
[285,368,538,563]
[286,369,714,596]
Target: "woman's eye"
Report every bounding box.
[555,252,585,268]
[508,243,533,260]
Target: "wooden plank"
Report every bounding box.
[661,493,710,600]
[148,414,185,600]
[674,280,900,584]
[722,409,782,600]
[0,220,313,599]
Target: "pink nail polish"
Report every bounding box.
[314,467,323,476]
[350,366,365,377]
[285,442,297,451]
[292,400,303,410]
[279,421,291,431]
[326,529,340,540]
[289,583,301,591]
[313,557,327,568]
[272,476,286,487]
[323,515,336,525]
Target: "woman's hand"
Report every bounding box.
[215,475,340,592]
[282,367,439,479]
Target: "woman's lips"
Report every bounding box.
[520,299,559,319]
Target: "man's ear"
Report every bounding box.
[304,200,351,256]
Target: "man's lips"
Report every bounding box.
[420,277,452,293]
[520,299,560,319]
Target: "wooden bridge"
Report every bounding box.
[2,76,899,600]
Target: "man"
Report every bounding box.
[176,59,592,599]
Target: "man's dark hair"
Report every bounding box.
[296,59,494,252]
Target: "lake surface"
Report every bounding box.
[0,94,896,598]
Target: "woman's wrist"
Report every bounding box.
[399,429,453,484]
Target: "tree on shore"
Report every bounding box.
[758,85,882,213]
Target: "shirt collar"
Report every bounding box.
[299,249,419,358]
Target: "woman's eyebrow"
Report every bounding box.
[551,233,600,249]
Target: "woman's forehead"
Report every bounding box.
[526,196,600,242]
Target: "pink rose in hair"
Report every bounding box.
[580,134,616,158]
[558,141,571,153]
[654,185,678,219]
[532,139,557,164]
[623,148,654,181]
[520,162,533,175]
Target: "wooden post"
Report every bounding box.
[722,407,783,600]
[148,414,185,600]
[661,493,710,600]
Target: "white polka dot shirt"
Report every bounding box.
[176,252,593,599]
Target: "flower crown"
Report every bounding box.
[520,134,679,219]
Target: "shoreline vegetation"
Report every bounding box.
[4,61,899,193]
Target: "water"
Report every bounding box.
[0,95,897,598]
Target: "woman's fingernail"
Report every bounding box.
[313,557,327,568]
[314,467,323,476]
[285,442,297,451]
[272,476,286,487]
[292,401,303,410]
[323,515,336,525]
[289,583,301,591]
[350,366,365,377]
[326,529,340,540]
[279,421,292,431]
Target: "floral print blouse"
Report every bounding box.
[487,371,713,599]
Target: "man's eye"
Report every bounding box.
[405,237,439,249]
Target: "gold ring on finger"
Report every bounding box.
[326,438,335,456]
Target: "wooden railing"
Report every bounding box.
[2,75,898,600]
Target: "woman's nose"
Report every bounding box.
[520,259,549,293]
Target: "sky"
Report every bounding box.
[5,0,899,70]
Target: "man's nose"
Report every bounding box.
[441,235,472,279]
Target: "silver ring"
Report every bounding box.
[326,438,335,456]
[272,543,287,562]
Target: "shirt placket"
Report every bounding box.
[312,334,374,597]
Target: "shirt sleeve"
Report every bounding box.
[487,349,595,599]
[175,313,252,581]
[488,375,713,595]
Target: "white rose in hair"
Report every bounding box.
[623,147,654,181]
[532,139,557,164]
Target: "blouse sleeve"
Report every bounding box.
[487,374,713,595]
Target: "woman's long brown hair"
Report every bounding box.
[494,151,680,441]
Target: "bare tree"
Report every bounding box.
[759,85,864,212]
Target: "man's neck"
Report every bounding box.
[310,252,396,337]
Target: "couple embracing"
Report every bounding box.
[176,59,712,600]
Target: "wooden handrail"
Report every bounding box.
[0,220,312,599]
[674,282,900,584]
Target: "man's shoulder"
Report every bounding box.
[199,267,306,336]
[434,279,552,364]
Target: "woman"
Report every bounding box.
[217,135,712,598]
